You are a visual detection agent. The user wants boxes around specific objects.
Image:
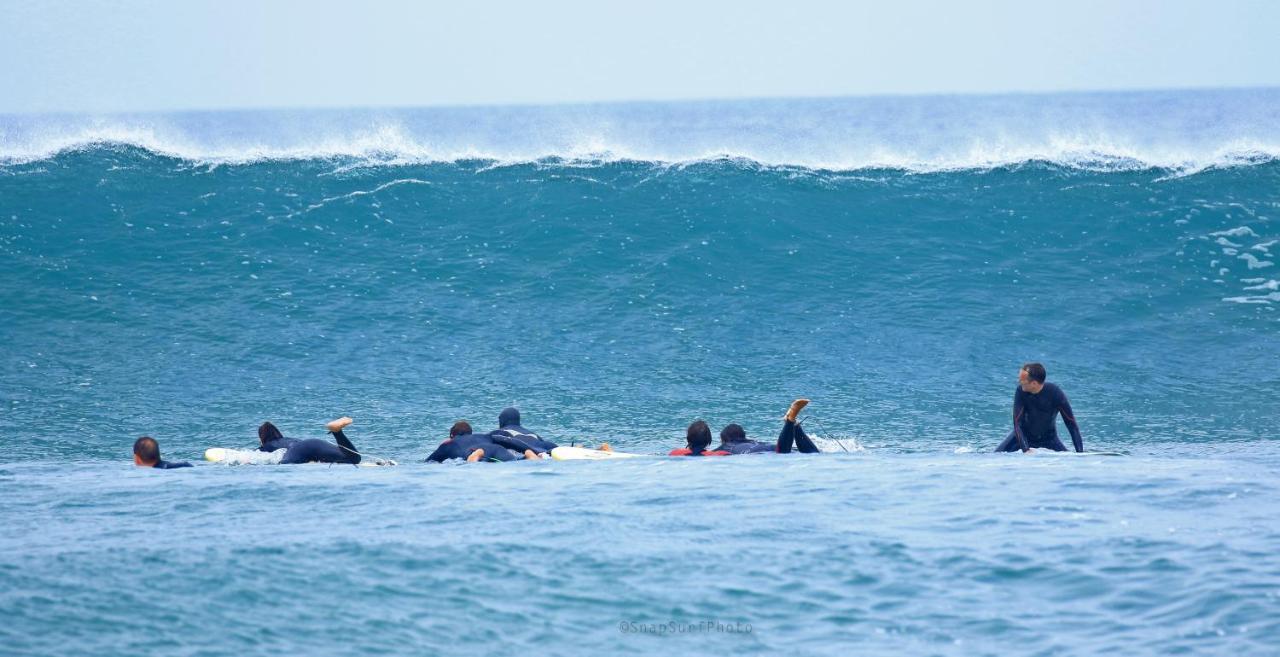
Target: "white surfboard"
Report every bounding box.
[204,447,395,466]
[550,446,644,461]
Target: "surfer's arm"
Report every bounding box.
[488,432,542,453]
[424,441,453,463]
[1012,390,1030,451]
[1056,390,1084,453]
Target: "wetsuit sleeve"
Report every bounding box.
[1056,388,1084,453]
[424,441,453,463]
[1012,388,1029,451]
[488,432,542,454]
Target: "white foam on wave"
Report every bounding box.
[4,128,1276,175]
[3,90,1279,173]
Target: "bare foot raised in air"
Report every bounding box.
[784,399,810,422]
[326,416,353,433]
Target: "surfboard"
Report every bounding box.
[204,447,395,466]
[205,447,283,465]
[550,446,644,461]
[1029,450,1125,457]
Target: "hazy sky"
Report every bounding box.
[1,0,1277,113]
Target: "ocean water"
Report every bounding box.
[2,89,1279,655]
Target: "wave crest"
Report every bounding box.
[4,90,1280,174]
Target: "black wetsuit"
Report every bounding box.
[715,420,822,454]
[425,433,518,463]
[995,383,1084,453]
[260,430,362,465]
[151,459,192,469]
[489,426,558,455]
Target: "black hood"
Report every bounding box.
[498,407,521,429]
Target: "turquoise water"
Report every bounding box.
[2,90,1279,655]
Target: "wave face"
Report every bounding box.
[3,91,1280,657]
[2,104,1279,458]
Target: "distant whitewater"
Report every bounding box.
[2,88,1279,172]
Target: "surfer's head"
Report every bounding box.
[258,421,284,446]
[686,420,712,454]
[449,421,473,438]
[498,407,521,429]
[719,423,746,444]
[1019,362,1046,393]
[133,436,160,467]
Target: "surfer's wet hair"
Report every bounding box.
[258,421,284,445]
[686,420,712,453]
[450,421,473,438]
[133,436,160,464]
[1022,362,1047,383]
[720,423,746,443]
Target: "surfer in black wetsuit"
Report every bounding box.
[132,436,191,469]
[715,410,822,455]
[994,362,1085,453]
[257,417,363,464]
[672,399,822,456]
[425,421,540,463]
[488,407,558,458]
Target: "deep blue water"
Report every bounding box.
[2,90,1279,655]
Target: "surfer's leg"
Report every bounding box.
[1042,436,1068,452]
[325,417,361,464]
[994,431,1021,452]
[330,430,362,464]
[279,439,353,464]
[776,399,812,454]
[776,420,795,453]
[792,422,820,454]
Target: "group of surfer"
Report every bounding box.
[132,362,1085,468]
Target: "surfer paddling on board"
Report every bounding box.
[132,436,192,469]
[994,362,1084,453]
[670,399,821,456]
[257,417,366,464]
[425,421,542,463]
[487,407,559,457]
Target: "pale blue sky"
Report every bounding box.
[1,0,1277,113]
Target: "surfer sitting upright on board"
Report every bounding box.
[670,399,821,456]
[994,362,1084,453]
[258,417,364,464]
[487,407,559,457]
[425,421,541,463]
